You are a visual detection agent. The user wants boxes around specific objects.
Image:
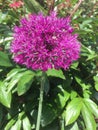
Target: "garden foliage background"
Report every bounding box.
[0,0,98,130]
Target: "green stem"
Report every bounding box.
[59,116,65,130]
[36,72,45,130]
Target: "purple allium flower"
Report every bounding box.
[11,12,81,71]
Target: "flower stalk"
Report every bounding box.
[36,72,45,130]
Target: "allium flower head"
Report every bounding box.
[11,12,81,71]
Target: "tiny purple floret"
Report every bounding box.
[11,12,81,71]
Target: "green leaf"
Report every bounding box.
[7,72,26,93]
[84,98,98,118]
[10,119,21,130]
[5,68,26,81]
[75,76,91,90]
[23,0,46,14]
[5,118,17,130]
[81,103,96,130]
[65,122,79,130]
[17,71,35,95]
[0,81,11,108]
[46,69,65,80]
[65,98,82,125]
[0,51,12,67]
[69,122,79,130]
[23,116,31,130]
[5,68,29,92]
[94,76,98,91]
[41,104,57,127]
[55,85,70,110]
[70,91,77,99]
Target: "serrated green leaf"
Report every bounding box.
[84,98,98,118]
[65,98,82,125]
[23,116,31,130]
[0,81,11,108]
[17,71,35,95]
[81,103,96,130]
[46,69,65,80]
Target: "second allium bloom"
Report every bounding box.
[11,12,81,71]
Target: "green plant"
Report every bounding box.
[0,0,98,130]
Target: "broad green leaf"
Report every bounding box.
[23,116,31,130]
[41,104,57,127]
[84,98,98,118]
[5,68,26,81]
[81,103,96,130]
[5,118,17,130]
[46,69,65,80]
[65,98,82,125]
[10,119,21,130]
[0,51,12,67]
[23,0,46,14]
[0,81,11,108]
[6,69,31,92]
[17,71,35,95]
[7,72,27,92]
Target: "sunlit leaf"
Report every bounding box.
[84,98,98,118]
[46,69,65,80]
[17,71,35,95]
[65,98,82,125]
[10,119,21,130]
[0,81,11,108]
[23,116,31,130]
[81,103,96,130]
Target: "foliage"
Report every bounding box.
[0,0,98,130]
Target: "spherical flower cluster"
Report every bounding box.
[11,12,81,71]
